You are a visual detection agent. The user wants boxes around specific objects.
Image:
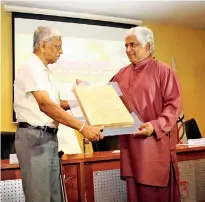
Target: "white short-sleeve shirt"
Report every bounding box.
[14,53,60,128]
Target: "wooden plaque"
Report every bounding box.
[73,85,134,128]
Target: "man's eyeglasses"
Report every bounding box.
[51,44,62,51]
[44,41,62,51]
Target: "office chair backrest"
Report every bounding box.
[184,118,202,139]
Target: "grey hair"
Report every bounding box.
[125,26,155,55]
[33,26,62,50]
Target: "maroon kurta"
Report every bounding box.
[112,56,182,201]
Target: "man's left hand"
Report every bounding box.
[134,122,154,137]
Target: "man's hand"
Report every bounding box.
[60,100,70,110]
[81,125,104,141]
[134,122,154,137]
[76,79,89,86]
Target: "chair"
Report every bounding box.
[1,132,16,159]
[184,118,202,139]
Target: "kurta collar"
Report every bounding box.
[132,55,153,71]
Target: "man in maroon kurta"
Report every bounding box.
[111,26,182,202]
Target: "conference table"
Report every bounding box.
[1,145,205,202]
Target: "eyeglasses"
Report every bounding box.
[44,41,62,51]
[51,44,62,51]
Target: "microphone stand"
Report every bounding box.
[58,150,68,202]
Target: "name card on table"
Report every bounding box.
[9,154,19,164]
[188,138,205,147]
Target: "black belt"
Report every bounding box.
[19,122,58,134]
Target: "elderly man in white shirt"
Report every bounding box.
[14,26,103,202]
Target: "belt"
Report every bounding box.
[19,122,58,134]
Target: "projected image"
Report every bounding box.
[15,34,129,83]
[14,18,130,85]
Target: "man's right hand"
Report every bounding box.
[81,125,104,141]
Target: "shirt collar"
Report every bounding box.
[32,53,51,72]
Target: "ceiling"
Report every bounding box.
[2,0,205,29]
